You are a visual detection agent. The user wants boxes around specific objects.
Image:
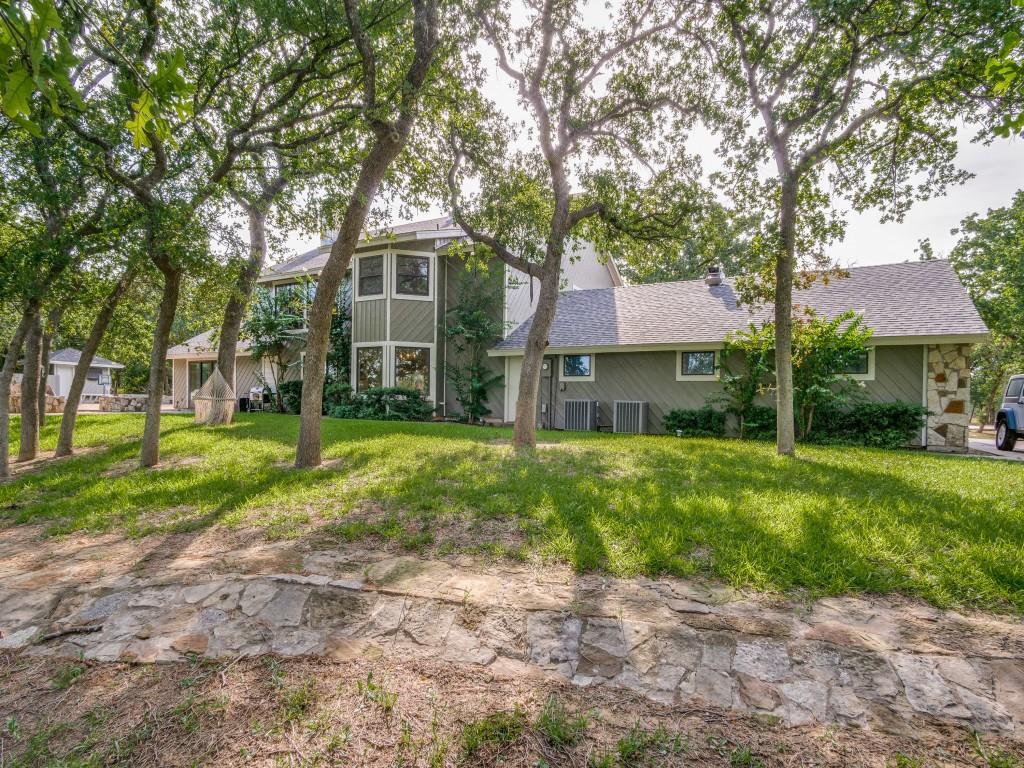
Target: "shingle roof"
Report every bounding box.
[167,330,252,358]
[49,348,124,369]
[493,260,988,352]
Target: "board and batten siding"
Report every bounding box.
[549,343,925,436]
[353,299,386,342]
[390,299,434,343]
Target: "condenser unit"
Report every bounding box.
[613,400,649,434]
[564,399,599,431]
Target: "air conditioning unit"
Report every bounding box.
[564,399,599,431]
[613,400,649,434]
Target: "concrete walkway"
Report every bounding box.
[969,437,1024,461]
[0,526,1021,738]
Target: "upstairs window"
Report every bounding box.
[395,255,430,297]
[358,255,384,297]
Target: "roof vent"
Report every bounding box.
[705,265,724,286]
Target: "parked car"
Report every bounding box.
[996,374,1024,451]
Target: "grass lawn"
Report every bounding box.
[3,413,1024,612]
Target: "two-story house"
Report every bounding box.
[166,216,623,420]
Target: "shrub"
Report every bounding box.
[327,387,435,422]
[278,380,303,414]
[322,380,353,413]
[742,406,777,440]
[664,406,727,437]
[809,401,927,448]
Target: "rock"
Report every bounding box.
[803,622,888,653]
[182,582,223,604]
[991,659,1024,728]
[400,600,457,648]
[239,581,278,617]
[193,608,228,631]
[443,623,497,665]
[305,588,375,629]
[0,589,60,627]
[577,618,626,678]
[476,609,527,659]
[780,680,828,724]
[736,673,782,711]
[171,633,209,655]
[891,654,971,719]
[0,626,38,649]
[694,666,734,707]
[733,638,791,682]
[270,628,325,656]
[527,612,582,677]
[324,635,378,661]
[257,586,309,627]
[77,591,133,621]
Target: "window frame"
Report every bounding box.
[393,344,432,397]
[1006,376,1024,402]
[353,343,385,393]
[675,350,719,382]
[842,347,875,382]
[559,353,596,382]
[355,254,386,300]
[390,251,434,302]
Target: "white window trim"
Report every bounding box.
[559,353,596,382]
[845,347,876,381]
[355,252,387,302]
[390,250,434,302]
[392,341,436,401]
[352,342,386,392]
[676,350,719,382]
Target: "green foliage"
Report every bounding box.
[719,324,776,438]
[809,402,928,448]
[949,190,1024,422]
[664,407,727,438]
[322,380,353,414]
[444,266,504,423]
[279,380,303,415]
[51,663,85,690]
[534,697,587,748]
[327,387,435,422]
[987,19,1024,137]
[357,672,397,715]
[242,287,301,409]
[460,707,526,759]
[326,279,352,390]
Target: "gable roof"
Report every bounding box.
[49,348,124,369]
[492,260,989,354]
[167,330,253,359]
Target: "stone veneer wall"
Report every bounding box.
[926,343,971,452]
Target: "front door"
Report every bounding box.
[504,356,521,422]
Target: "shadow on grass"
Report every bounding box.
[3,413,1023,611]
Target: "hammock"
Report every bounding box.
[193,366,235,425]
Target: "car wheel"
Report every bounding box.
[996,421,1018,451]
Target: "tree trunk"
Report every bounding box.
[774,177,798,457]
[18,312,43,462]
[512,264,561,451]
[215,207,268,408]
[0,310,33,477]
[36,306,62,429]
[55,267,137,457]
[295,137,405,468]
[140,268,182,467]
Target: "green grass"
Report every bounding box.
[3,413,1024,611]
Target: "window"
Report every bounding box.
[562,354,594,381]
[86,366,103,382]
[680,351,715,376]
[840,352,870,376]
[356,346,383,392]
[395,346,430,395]
[395,255,430,297]
[274,282,312,329]
[188,361,214,393]
[357,255,384,297]
[1007,377,1024,400]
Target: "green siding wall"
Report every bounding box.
[353,300,386,342]
[390,299,434,343]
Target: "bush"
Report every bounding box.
[322,380,353,413]
[327,387,435,422]
[278,380,303,414]
[808,401,927,448]
[664,406,727,437]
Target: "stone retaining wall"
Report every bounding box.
[926,343,972,452]
[98,394,148,413]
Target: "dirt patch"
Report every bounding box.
[1,446,105,479]
[2,652,1018,768]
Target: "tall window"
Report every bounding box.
[680,351,715,376]
[358,255,384,297]
[562,354,593,379]
[395,346,430,395]
[395,255,430,296]
[189,361,215,392]
[356,346,383,392]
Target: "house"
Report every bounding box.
[166,216,622,413]
[490,259,988,451]
[46,348,124,400]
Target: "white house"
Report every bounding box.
[47,348,124,400]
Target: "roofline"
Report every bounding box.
[51,359,125,369]
[487,332,990,357]
[166,350,254,360]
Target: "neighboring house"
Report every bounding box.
[47,348,124,400]
[166,216,622,413]
[490,259,988,451]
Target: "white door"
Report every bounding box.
[504,356,522,422]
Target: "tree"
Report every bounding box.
[949,189,1024,422]
[987,12,1024,138]
[694,0,1021,456]
[242,287,302,412]
[447,0,712,451]
[294,0,442,468]
[444,265,504,423]
[719,323,775,438]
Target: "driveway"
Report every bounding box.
[969,437,1024,461]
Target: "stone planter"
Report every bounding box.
[98,394,148,413]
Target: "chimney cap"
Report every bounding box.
[705,265,724,286]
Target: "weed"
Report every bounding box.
[51,663,85,690]
[171,695,226,734]
[460,706,527,758]
[278,679,317,725]
[730,745,765,767]
[973,733,1022,768]
[616,723,685,767]
[534,696,587,748]
[357,671,398,715]
[888,754,923,768]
